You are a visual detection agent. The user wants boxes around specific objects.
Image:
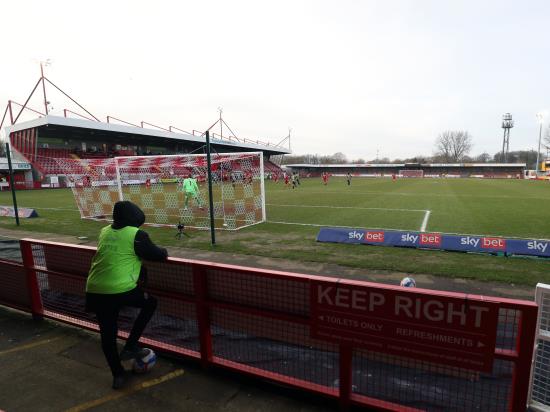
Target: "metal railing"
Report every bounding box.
[0,238,538,411]
[529,283,550,411]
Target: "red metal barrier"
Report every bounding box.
[0,238,538,411]
[0,259,32,312]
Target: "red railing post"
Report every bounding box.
[510,304,538,412]
[193,264,213,369]
[339,344,352,411]
[8,100,14,124]
[19,239,44,320]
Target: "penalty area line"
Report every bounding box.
[420,210,431,232]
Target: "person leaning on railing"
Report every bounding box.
[85,200,168,390]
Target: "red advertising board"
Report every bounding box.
[311,279,499,372]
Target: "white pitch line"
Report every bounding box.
[32,207,80,211]
[2,206,80,212]
[268,189,550,201]
[420,210,431,232]
[266,203,427,213]
[266,220,416,232]
[267,220,356,228]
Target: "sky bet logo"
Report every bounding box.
[481,237,506,250]
[419,233,441,247]
[401,233,418,244]
[461,236,506,250]
[528,240,548,253]
[348,230,364,241]
[460,236,480,247]
[400,233,441,246]
[364,230,384,243]
[348,230,385,243]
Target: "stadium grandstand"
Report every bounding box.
[0,70,289,189]
[285,162,527,179]
[3,115,289,189]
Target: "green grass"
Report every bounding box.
[1,177,550,286]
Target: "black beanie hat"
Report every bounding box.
[112,201,145,229]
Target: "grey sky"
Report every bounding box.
[1,0,549,160]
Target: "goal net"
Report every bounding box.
[399,170,424,178]
[55,152,266,230]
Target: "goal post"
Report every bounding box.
[55,152,266,230]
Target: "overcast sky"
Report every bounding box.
[1,0,549,160]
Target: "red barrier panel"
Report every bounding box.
[0,259,32,312]
[2,238,538,411]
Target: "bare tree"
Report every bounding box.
[332,152,347,163]
[435,130,473,162]
[474,152,491,162]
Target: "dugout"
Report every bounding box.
[3,115,289,185]
[0,156,33,189]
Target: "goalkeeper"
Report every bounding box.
[181,174,204,209]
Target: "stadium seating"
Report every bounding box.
[34,148,72,175]
[264,160,283,175]
[14,140,282,183]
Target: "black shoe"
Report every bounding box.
[120,345,149,361]
[112,371,129,390]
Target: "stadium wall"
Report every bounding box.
[0,238,538,411]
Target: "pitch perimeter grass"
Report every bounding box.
[1,177,549,286]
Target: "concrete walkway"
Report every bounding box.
[0,306,338,412]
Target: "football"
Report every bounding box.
[400,277,416,288]
[132,348,157,374]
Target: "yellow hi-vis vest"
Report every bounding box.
[86,225,142,294]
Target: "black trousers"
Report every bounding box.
[86,287,157,376]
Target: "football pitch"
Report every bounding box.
[1,177,550,285]
[267,177,550,238]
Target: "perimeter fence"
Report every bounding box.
[529,283,550,411]
[0,238,539,411]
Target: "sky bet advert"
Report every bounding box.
[317,227,550,258]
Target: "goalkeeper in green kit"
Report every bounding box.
[181,174,204,210]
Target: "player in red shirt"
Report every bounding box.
[273,173,279,183]
[145,178,151,189]
[322,172,328,186]
[284,173,290,186]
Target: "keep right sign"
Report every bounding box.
[311,279,499,372]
